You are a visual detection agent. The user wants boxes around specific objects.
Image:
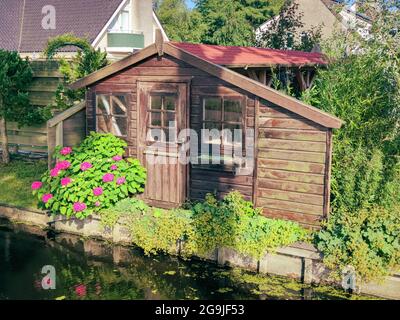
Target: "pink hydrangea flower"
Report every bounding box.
[60,147,72,156]
[80,162,93,171]
[102,173,114,183]
[75,284,87,297]
[61,177,72,187]
[31,181,42,190]
[50,168,60,177]
[112,155,123,161]
[73,202,87,212]
[95,201,101,207]
[110,164,118,171]
[55,160,71,171]
[93,187,103,196]
[116,177,126,185]
[42,194,53,203]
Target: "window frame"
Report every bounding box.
[198,95,246,170]
[146,92,178,144]
[95,93,129,139]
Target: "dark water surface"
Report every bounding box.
[0,219,377,300]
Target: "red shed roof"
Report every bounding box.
[171,42,327,67]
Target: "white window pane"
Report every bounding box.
[96,95,111,115]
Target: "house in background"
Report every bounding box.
[0,0,168,60]
[257,0,372,42]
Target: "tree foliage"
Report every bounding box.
[0,51,37,124]
[0,50,36,162]
[256,0,322,51]
[156,0,284,46]
[304,0,400,282]
[155,0,206,43]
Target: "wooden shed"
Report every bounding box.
[71,36,342,228]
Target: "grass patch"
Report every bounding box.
[0,159,47,209]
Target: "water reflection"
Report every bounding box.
[0,219,378,300]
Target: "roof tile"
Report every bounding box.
[0,0,123,52]
[171,42,327,67]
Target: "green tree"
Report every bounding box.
[157,0,284,46]
[196,0,282,46]
[0,51,34,163]
[155,0,206,42]
[256,0,322,51]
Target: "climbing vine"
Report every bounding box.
[43,34,108,113]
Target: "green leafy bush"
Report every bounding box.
[303,5,400,282]
[192,192,308,259]
[32,132,146,219]
[101,192,308,259]
[316,205,400,282]
[101,197,196,256]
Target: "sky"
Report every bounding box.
[186,0,195,9]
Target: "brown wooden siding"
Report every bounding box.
[63,109,86,147]
[85,54,333,227]
[256,99,330,228]
[189,86,255,202]
[87,55,255,203]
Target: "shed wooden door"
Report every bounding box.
[137,82,187,208]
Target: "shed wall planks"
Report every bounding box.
[256,100,330,227]
[86,54,334,227]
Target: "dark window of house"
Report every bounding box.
[201,97,243,165]
[148,93,177,142]
[96,94,128,137]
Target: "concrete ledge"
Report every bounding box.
[0,205,49,228]
[0,204,399,300]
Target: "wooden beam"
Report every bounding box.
[259,70,267,85]
[164,43,343,129]
[155,29,164,57]
[47,125,56,169]
[323,129,333,218]
[55,122,63,147]
[296,70,307,92]
[247,70,259,82]
[253,97,260,207]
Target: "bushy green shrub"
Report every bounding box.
[316,205,400,282]
[32,132,146,219]
[129,207,196,256]
[192,192,308,259]
[102,192,308,259]
[101,197,196,256]
[303,5,400,282]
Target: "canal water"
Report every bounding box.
[0,219,377,300]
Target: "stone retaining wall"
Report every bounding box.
[1,205,399,300]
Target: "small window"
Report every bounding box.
[200,96,244,167]
[148,94,177,143]
[96,94,128,137]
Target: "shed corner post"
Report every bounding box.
[47,122,56,170]
[323,129,334,219]
[252,97,260,208]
